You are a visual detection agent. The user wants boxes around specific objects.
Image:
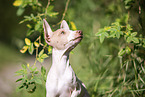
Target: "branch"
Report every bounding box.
[54,0,70,26]
[45,0,51,18]
[61,0,70,21]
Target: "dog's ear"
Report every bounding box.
[43,19,52,45]
[60,20,69,30]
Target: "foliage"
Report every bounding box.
[88,0,145,96]
[13,0,56,93]
[13,0,74,94]
[95,20,145,96]
[13,0,145,97]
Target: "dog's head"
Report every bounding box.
[43,19,83,52]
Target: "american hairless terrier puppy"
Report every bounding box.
[43,19,90,97]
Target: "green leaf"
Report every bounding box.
[127,36,132,43]
[16,78,23,82]
[39,49,44,57]
[96,29,104,36]
[110,32,116,38]
[104,32,109,37]
[131,32,137,36]
[125,46,131,54]
[100,34,105,43]
[34,71,39,74]
[126,24,133,31]
[27,29,34,36]
[35,22,40,31]
[132,37,139,43]
[47,5,54,12]
[20,46,28,53]
[41,54,49,59]
[34,78,42,84]
[48,12,59,17]
[17,7,25,16]
[116,30,120,39]
[41,66,46,75]
[29,67,37,72]
[37,57,44,63]
[21,64,26,69]
[28,43,34,55]
[15,69,24,74]
[118,48,126,56]
[24,16,32,21]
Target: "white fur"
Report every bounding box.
[43,19,90,97]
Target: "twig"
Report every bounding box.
[54,0,70,26]
[45,0,51,18]
[61,0,70,21]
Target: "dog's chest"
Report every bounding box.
[46,65,76,92]
[58,68,76,91]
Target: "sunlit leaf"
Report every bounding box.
[104,32,109,37]
[37,57,44,63]
[48,46,52,53]
[132,37,139,43]
[125,46,131,54]
[118,48,126,56]
[48,12,59,17]
[131,32,137,36]
[70,21,77,30]
[127,36,132,43]
[41,54,49,59]
[26,24,32,28]
[34,41,39,47]
[13,0,22,6]
[20,46,28,53]
[25,38,31,45]
[27,63,30,68]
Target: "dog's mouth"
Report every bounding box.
[71,35,83,41]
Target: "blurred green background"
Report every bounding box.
[0,0,145,97]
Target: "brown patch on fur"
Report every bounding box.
[46,37,50,42]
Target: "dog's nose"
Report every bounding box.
[77,30,83,35]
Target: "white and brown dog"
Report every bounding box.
[43,19,90,97]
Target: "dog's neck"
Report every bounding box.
[52,48,70,75]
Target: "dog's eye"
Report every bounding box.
[61,31,65,34]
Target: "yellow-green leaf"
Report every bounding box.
[34,42,39,47]
[27,63,30,68]
[70,21,77,30]
[125,46,131,54]
[118,48,126,56]
[25,38,31,45]
[48,46,52,53]
[41,54,48,59]
[26,24,32,28]
[28,43,34,55]
[20,46,28,53]
[13,0,22,6]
